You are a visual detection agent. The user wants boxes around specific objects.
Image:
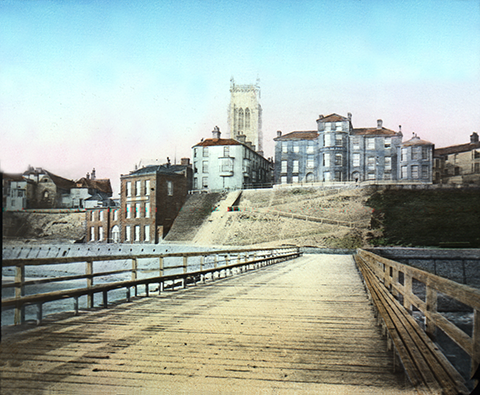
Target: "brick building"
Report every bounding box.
[86,206,121,243]
[119,161,192,243]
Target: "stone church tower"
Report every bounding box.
[228,77,263,154]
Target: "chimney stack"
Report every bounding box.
[377,119,383,129]
[237,134,246,143]
[212,126,221,139]
[181,157,190,166]
[277,130,282,137]
[348,113,352,122]
[91,168,96,180]
[471,132,479,143]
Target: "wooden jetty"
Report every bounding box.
[1,254,414,394]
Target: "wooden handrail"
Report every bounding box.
[2,247,301,327]
[357,248,479,392]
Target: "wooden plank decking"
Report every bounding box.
[0,254,415,394]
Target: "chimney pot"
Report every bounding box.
[377,119,383,129]
[277,130,282,137]
[212,126,221,139]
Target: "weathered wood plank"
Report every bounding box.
[1,254,411,393]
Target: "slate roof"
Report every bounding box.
[402,135,433,147]
[435,142,480,156]
[3,173,24,182]
[352,127,398,136]
[127,164,189,176]
[274,131,318,141]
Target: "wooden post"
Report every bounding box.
[472,309,480,379]
[200,255,204,271]
[214,254,218,269]
[403,273,412,313]
[425,286,437,340]
[14,265,25,325]
[74,296,79,315]
[126,287,131,302]
[159,257,164,293]
[146,284,149,296]
[36,303,43,325]
[391,267,399,297]
[102,290,108,307]
[132,258,138,297]
[182,256,188,287]
[86,260,94,308]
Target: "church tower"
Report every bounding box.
[228,77,263,154]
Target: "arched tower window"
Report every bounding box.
[238,108,244,131]
[245,108,250,130]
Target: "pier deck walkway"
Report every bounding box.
[1,254,413,394]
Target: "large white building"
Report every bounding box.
[192,127,272,192]
[228,78,263,155]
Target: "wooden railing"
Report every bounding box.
[2,246,301,327]
[355,249,479,394]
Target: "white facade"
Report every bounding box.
[6,180,29,210]
[192,128,271,192]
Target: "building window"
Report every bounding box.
[324,133,332,147]
[335,171,342,181]
[367,173,376,180]
[203,147,208,157]
[335,134,342,147]
[281,160,287,173]
[384,137,391,148]
[282,142,288,153]
[126,182,132,197]
[401,166,408,179]
[384,172,392,180]
[293,160,299,173]
[135,203,141,218]
[134,225,140,242]
[202,177,208,188]
[238,108,244,130]
[367,138,375,150]
[385,156,392,171]
[336,122,342,131]
[202,161,208,173]
[193,178,198,189]
[412,147,421,160]
[306,173,314,182]
[422,165,429,179]
[475,163,480,173]
[91,211,95,221]
[126,203,132,219]
[125,226,131,242]
[223,146,230,157]
[412,165,419,179]
[353,153,360,167]
[335,154,342,166]
[90,227,95,241]
[422,147,429,160]
[353,138,360,151]
[292,176,299,183]
[307,141,314,154]
[306,155,314,169]
[281,176,287,184]
[136,180,141,196]
[99,210,104,221]
[167,181,173,196]
[145,225,150,242]
[194,148,197,158]
[245,108,250,129]
[145,180,150,195]
[113,209,118,221]
[99,227,104,241]
[323,153,331,167]
[401,148,408,162]
[367,156,375,170]
[324,171,331,181]
[145,202,150,218]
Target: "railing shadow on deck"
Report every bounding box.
[2,246,301,331]
[355,248,480,395]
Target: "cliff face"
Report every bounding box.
[3,211,86,244]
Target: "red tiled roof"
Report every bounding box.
[193,138,243,147]
[75,177,113,194]
[44,170,76,190]
[353,127,398,136]
[274,131,318,141]
[318,113,348,122]
[434,142,480,156]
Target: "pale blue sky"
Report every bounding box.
[1,0,479,194]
